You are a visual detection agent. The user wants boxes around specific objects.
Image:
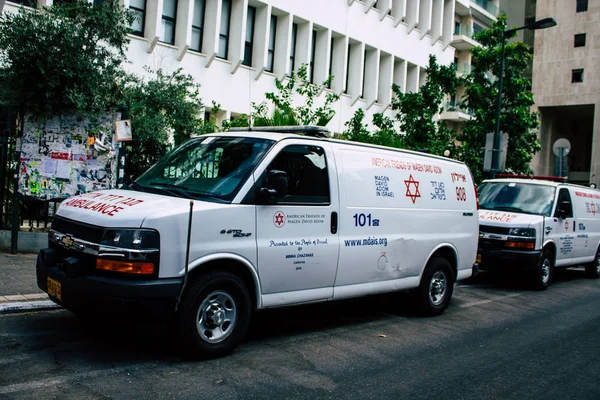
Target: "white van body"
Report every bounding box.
[477,178,600,289]
[37,130,478,357]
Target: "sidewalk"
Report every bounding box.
[0,251,60,313]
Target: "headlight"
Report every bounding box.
[508,228,536,238]
[100,229,160,250]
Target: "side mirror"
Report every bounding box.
[257,170,288,203]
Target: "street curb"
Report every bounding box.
[0,300,62,314]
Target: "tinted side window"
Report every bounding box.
[555,188,573,218]
[266,145,330,205]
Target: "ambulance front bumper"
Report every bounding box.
[477,248,542,272]
[36,248,183,314]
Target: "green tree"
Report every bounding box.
[458,14,540,182]
[343,109,402,148]
[118,68,205,181]
[391,54,459,155]
[0,0,132,117]
[343,55,458,155]
[252,64,339,127]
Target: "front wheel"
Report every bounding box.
[414,257,454,316]
[177,271,251,359]
[585,248,600,279]
[532,249,553,291]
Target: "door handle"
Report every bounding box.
[331,212,338,234]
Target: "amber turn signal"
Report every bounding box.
[95,259,155,275]
[504,241,535,250]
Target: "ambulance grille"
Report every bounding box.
[479,225,510,235]
[51,216,105,244]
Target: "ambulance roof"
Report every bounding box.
[483,178,599,191]
[195,130,465,166]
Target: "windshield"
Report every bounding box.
[478,182,556,216]
[134,136,274,202]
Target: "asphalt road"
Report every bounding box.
[1,268,600,400]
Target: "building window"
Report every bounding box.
[289,23,298,75]
[10,0,37,5]
[54,0,77,4]
[345,44,351,94]
[361,49,367,99]
[327,37,334,89]
[242,6,256,67]
[267,15,277,72]
[190,0,206,52]
[572,68,584,83]
[129,0,146,36]
[576,0,588,12]
[454,21,460,35]
[160,0,178,45]
[473,22,484,35]
[574,33,586,47]
[218,0,232,59]
[310,30,317,83]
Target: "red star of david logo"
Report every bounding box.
[273,211,285,228]
[591,203,596,216]
[404,174,421,204]
[565,220,569,230]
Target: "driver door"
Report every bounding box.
[549,188,576,265]
[254,140,340,299]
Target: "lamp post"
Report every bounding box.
[491,17,557,176]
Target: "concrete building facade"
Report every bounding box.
[530,0,599,185]
[5,0,464,134]
[441,0,500,131]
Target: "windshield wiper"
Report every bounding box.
[483,205,525,213]
[147,182,194,199]
[129,181,146,192]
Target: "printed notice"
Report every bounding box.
[56,160,72,180]
[42,159,57,176]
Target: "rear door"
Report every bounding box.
[254,140,340,298]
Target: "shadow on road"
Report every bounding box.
[461,266,589,291]
[11,291,422,363]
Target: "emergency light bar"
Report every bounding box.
[227,125,331,138]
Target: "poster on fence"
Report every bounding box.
[17,113,120,200]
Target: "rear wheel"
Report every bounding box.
[585,248,600,279]
[414,257,454,316]
[532,249,553,291]
[177,271,251,359]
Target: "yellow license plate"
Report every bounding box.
[47,277,62,302]
[476,253,482,263]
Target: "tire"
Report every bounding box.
[585,248,600,279]
[414,257,454,316]
[532,248,553,291]
[177,271,251,359]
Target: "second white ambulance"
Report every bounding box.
[477,177,600,289]
[36,127,478,358]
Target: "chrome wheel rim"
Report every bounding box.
[196,290,237,343]
[429,271,447,306]
[541,258,551,284]
[595,253,600,275]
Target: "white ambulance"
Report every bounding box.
[37,127,478,358]
[477,177,600,290]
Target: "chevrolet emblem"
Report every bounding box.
[60,235,75,248]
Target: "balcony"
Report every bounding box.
[451,25,480,51]
[454,63,472,76]
[471,0,501,23]
[440,101,474,122]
